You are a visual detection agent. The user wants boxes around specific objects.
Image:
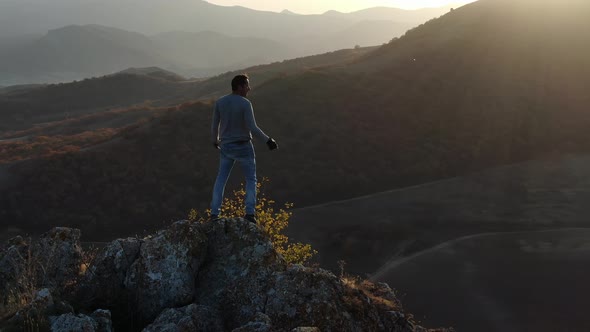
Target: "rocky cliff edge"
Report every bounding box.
[0,218,452,332]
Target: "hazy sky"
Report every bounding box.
[206,0,476,14]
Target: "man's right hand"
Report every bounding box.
[266,138,278,151]
[213,142,220,150]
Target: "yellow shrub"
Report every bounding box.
[188,178,317,265]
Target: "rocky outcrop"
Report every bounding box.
[0,235,29,311]
[143,303,223,332]
[195,219,287,328]
[2,287,112,332]
[0,228,82,318]
[1,218,452,331]
[75,237,141,312]
[124,221,208,323]
[34,227,83,288]
[50,309,113,332]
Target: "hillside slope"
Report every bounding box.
[2,0,590,242]
[0,72,197,131]
[287,154,590,274]
[372,228,590,331]
[0,47,374,134]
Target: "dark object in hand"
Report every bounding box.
[266,138,278,150]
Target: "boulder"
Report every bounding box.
[50,309,112,332]
[0,228,82,318]
[3,288,74,331]
[143,303,223,332]
[196,218,287,328]
[50,313,98,332]
[91,309,113,332]
[265,265,413,331]
[124,220,208,324]
[231,312,272,332]
[0,235,30,313]
[76,237,141,309]
[34,227,83,289]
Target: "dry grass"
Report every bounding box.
[341,276,401,312]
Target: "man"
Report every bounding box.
[210,74,278,223]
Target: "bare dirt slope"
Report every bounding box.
[371,228,590,332]
[287,154,590,274]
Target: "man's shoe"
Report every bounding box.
[244,214,257,224]
[209,214,219,221]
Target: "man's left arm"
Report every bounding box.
[244,101,270,142]
[245,102,278,150]
[211,103,221,149]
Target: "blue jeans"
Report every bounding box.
[210,141,257,216]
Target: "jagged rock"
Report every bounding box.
[91,309,113,332]
[196,218,287,328]
[0,228,82,318]
[231,322,271,332]
[124,220,209,324]
[365,281,403,309]
[34,227,83,288]
[76,237,141,309]
[3,288,74,331]
[2,219,451,332]
[291,328,321,332]
[34,288,54,307]
[0,227,82,311]
[142,303,223,332]
[50,313,98,332]
[49,309,112,332]
[231,312,272,332]
[264,264,412,332]
[0,235,30,312]
[7,288,55,330]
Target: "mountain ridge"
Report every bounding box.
[0,0,452,37]
[0,1,454,84]
[0,24,295,85]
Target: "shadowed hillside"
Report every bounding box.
[372,228,590,331]
[0,71,198,131]
[286,154,590,275]
[118,67,187,81]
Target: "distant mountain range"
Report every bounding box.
[0,0,453,85]
[0,25,295,85]
[0,0,453,39]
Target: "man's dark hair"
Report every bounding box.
[231,74,249,91]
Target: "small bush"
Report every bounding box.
[188,178,317,265]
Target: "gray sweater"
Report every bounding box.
[211,94,270,145]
